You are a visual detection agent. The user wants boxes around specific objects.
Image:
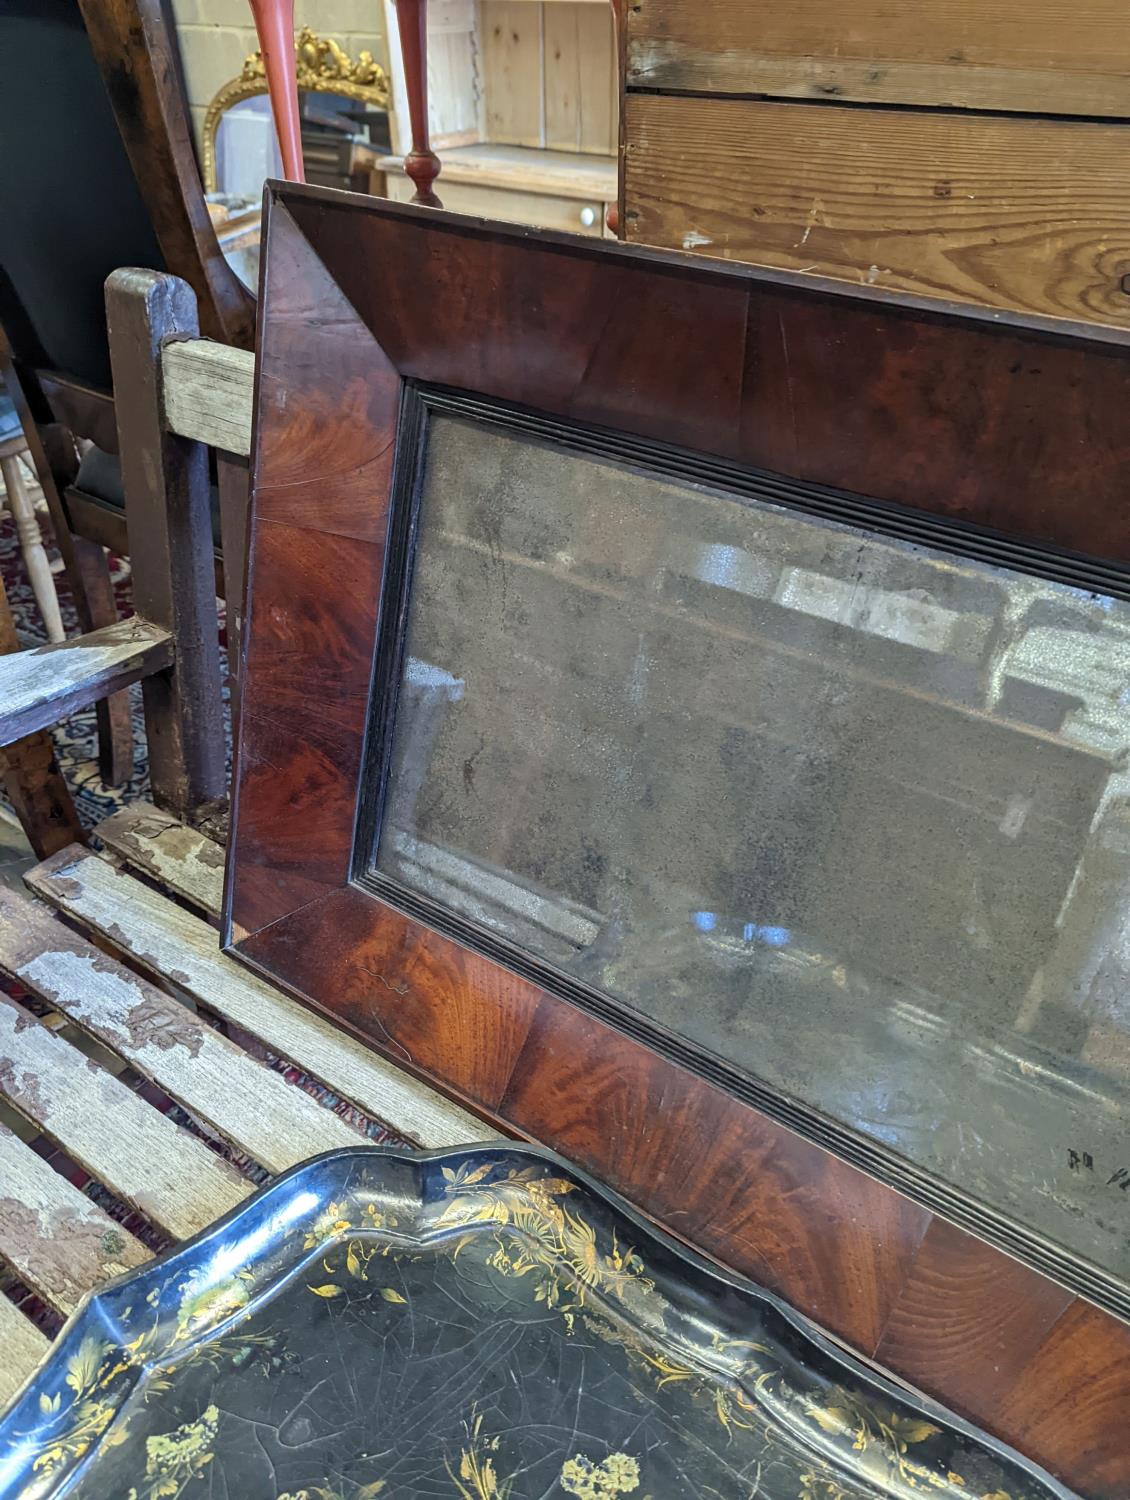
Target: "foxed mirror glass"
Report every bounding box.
[368,408,1130,1281]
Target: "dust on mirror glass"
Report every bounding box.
[375,412,1130,1281]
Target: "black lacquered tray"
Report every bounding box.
[0,1145,1070,1500]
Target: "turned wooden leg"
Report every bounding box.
[0,450,64,642]
[395,0,442,206]
[72,536,134,787]
[246,0,305,182]
[0,577,84,859]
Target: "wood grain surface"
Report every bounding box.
[162,340,255,457]
[0,875,363,1173]
[623,93,1130,327]
[627,0,1130,114]
[0,1120,150,1316]
[0,991,249,1239]
[0,1293,49,1408]
[37,841,491,1150]
[225,188,1130,1497]
[98,802,226,918]
[482,0,546,146]
[0,618,172,746]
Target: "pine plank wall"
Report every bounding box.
[621,0,1130,327]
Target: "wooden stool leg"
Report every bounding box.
[72,537,134,787]
[0,579,84,859]
[0,451,64,643]
[395,0,442,205]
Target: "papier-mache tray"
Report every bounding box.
[0,1144,1071,1500]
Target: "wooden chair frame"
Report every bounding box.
[0,269,235,830]
[2,0,256,783]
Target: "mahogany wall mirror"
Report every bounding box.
[226,183,1130,1495]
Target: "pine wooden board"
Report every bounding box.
[0,618,172,746]
[0,879,362,1173]
[29,840,490,1151]
[161,340,254,457]
[0,1292,49,1407]
[482,0,546,146]
[0,1122,150,1315]
[626,0,1130,115]
[0,992,249,1240]
[623,94,1130,327]
[545,3,616,155]
[97,803,225,921]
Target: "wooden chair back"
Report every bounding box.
[0,267,237,849]
[0,0,254,780]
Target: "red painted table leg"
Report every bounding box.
[395,0,442,207]
[246,0,305,183]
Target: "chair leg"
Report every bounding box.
[0,578,84,859]
[0,450,65,642]
[71,536,134,787]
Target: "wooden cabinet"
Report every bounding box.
[380,0,617,230]
[380,143,615,235]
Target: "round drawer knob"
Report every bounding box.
[579,205,597,228]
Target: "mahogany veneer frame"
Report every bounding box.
[226,183,1130,1496]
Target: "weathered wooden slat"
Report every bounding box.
[35,839,490,1149]
[161,339,254,456]
[626,0,1130,115]
[0,618,172,747]
[0,880,362,1172]
[96,803,225,920]
[0,1292,50,1406]
[0,992,249,1239]
[0,1122,150,1315]
[623,93,1130,328]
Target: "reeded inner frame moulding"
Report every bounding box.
[226,182,1130,1499]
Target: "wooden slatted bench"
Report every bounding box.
[0,805,490,1407]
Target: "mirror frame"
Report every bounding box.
[225,183,1130,1497]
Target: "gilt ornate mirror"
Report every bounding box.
[226,184,1130,1496]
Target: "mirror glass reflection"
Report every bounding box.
[375,413,1130,1280]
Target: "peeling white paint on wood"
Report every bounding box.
[0,883,363,1173]
[31,842,491,1150]
[0,1122,150,1314]
[0,1292,49,1406]
[97,804,225,921]
[0,617,172,746]
[0,992,249,1239]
